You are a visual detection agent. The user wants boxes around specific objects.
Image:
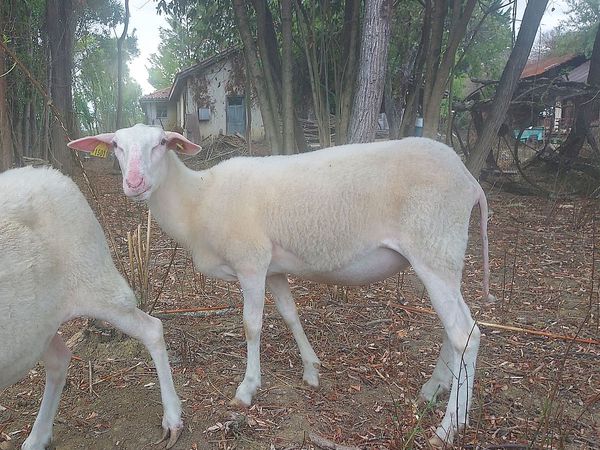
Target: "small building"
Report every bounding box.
[140,48,265,143]
[519,54,590,141]
[139,87,174,127]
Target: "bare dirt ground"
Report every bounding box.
[1,154,599,450]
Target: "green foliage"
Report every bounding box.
[387,1,423,96]
[147,14,198,89]
[456,3,512,80]
[73,0,144,133]
[148,0,239,89]
[540,0,600,58]
[1,0,48,157]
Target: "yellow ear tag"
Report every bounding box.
[90,143,108,158]
[176,143,184,151]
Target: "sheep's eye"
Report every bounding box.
[160,138,167,146]
[111,141,118,149]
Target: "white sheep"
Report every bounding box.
[68,124,493,446]
[0,166,183,450]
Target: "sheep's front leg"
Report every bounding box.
[104,306,183,449]
[22,334,71,450]
[267,274,321,387]
[232,274,266,406]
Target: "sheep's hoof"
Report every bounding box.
[419,382,448,404]
[154,424,184,449]
[429,424,458,448]
[302,370,320,389]
[229,396,251,408]
[428,433,447,448]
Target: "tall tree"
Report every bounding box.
[384,1,423,139]
[421,0,477,139]
[295,0,361,146]
[150,1,239,89]
[232,0,283,152]
[73,1,143,134]
[348,0,392,143]
[147,15,196,89]
[399,1,431,137]
[281,0,294,154]
[0,5,13,171]
[115,0,130,129]
[466,0,549,178]
[335,0,361,145]
[46,0,77,174]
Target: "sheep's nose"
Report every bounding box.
[126,178,143,189]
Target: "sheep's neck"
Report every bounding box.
[147,151,206,250]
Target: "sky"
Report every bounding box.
[517,0,571,31]
[126,0,574,95]
[127,0,168,95]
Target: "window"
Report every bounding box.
[198,108,211,121]
[156,104,168,119]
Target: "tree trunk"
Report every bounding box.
[296,1,331,148]
[46,0,76,174]
[116,0,130,129]
[244,59,252,154]
[557,23,600,161]
[348,0,392,143]
[23,99,31,157]
[384,72,402,139]
[400,1,431,137]
[232,0,283,152]
[252,0,283,148]
[422,0,477,139]
[13,103,23,157]
[281,0,295,154]
[255,0,307,153]
[0,39,13,171]
[335,0,360,145]
[421,0,445,138]
[30,98,38,157]
[466,0,549,178]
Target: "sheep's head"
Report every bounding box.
[68,124,201,201]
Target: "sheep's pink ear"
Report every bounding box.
[165,131,201,155]
[67,133,115,153]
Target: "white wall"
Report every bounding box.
[142,101,176,128]
[179,58,264,141]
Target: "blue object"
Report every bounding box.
[514,127,544,142]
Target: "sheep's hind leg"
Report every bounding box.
[267,274,321,387]
[412,265,480,447]
[102,305,183,449]
[419,330,454,403]
[232,274,267,407]
[22,334,71,450]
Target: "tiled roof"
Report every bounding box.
[140,87,171,101]
[521,54,585,79]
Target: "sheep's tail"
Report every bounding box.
[478,189,495,303]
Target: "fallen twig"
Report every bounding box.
[153,306,236,319]
[390,302,600,346]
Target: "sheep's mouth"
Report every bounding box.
[129,186,152,201]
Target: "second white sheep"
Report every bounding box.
[0,166,182,450]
